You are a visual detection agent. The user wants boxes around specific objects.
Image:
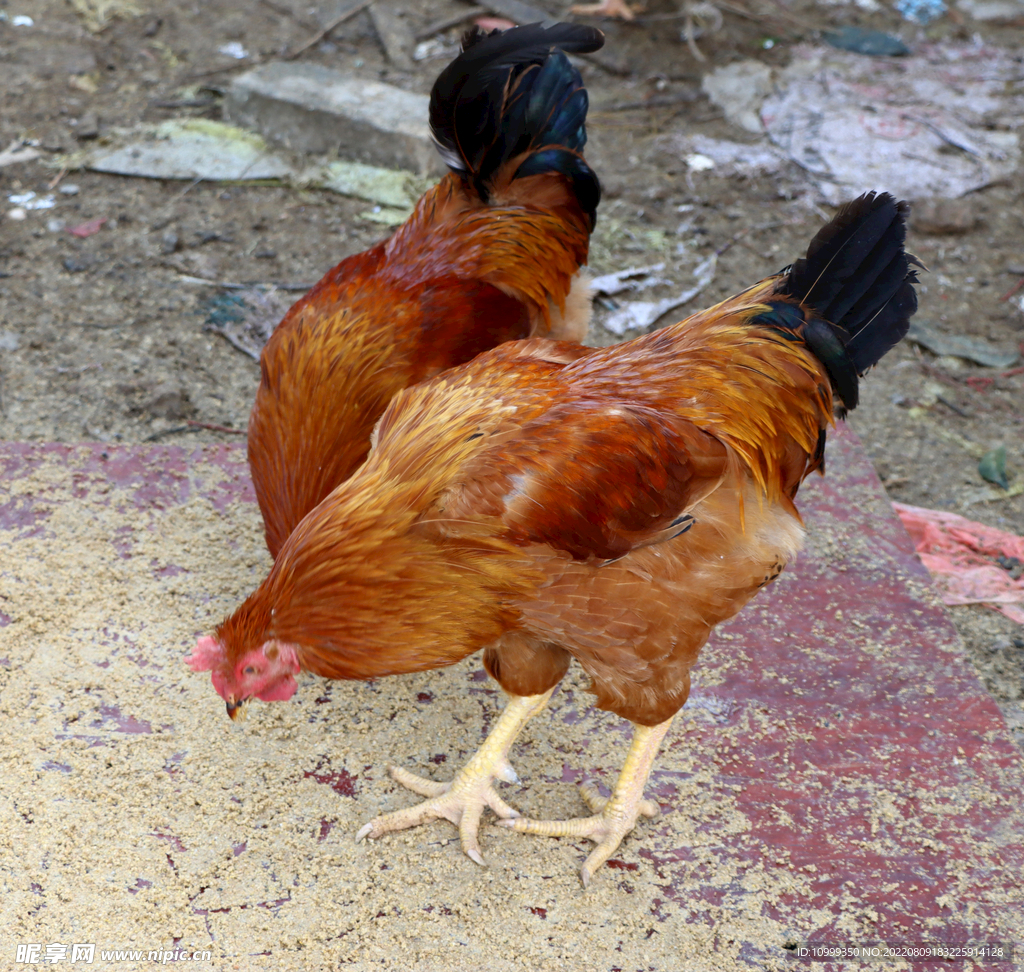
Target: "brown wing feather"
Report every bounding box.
[447,400,729,562]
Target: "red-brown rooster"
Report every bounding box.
[249,22,604,557]
[189,192,919,885]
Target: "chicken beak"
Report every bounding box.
[226,697,249,722]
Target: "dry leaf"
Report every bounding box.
[67,0,143,33]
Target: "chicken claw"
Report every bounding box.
[357,689,554,865]
[499,717,673,886]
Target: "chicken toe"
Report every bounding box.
[357,689,554,865]
[499,717,673,886]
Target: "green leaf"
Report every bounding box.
[978,446,1009,490]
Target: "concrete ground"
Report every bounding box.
[2,429,1021,970]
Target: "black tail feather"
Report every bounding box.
[777,191,920,412]
[428,22,603,224]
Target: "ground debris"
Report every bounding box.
[54,119,435,221]
[895,502,1024,623]
[761,42,1023,203]
[600,254,717,336]
[202,287,296,362]
[906,321,1021,369]
[226,61,443,175]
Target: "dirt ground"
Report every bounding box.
[1,0,1022,857]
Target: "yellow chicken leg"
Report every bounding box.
[500,717,673,887]
[357,689,554,865]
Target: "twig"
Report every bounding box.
[173,176,204,201]
[145,425,202,442]
[936,395,969,418]
[369,2,415,71]
[186,420,246,435]
[714,220,784,258]
[594,92,698,112]
[1001,365,1024,378]
[285,0,375,59]
[183,59,264,81]
[634,10,689,20]
[47,167,69,190]
[682,5,707,63]
[415,9,478,40]
[715,228,751,257]
[206,324,262,362]
[259,0,319,30]
[176,275,313,291]
[716,0,820,32]
[579,49,632,76]
[999,276,1024,301]
[145,420,246,442]
[917,358,963,386]
[150,98,217,109]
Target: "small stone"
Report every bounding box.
[145,384,195,421]
[41,129,71,152]
[225,62,445,175]
[59,184,80,195]
[28,328,55,350]
[62,255,92,273]
[75,111,100,140]
[911,198,980,235]
[160,231,180,255]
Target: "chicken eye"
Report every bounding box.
[244,666,257,675]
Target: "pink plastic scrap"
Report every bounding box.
[893,502,1024,624]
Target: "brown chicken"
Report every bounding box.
[188,192,919,885]
[249,22,603,557]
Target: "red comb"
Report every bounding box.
[185,635,223,672]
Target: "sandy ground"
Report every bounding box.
[2,433,1022,971]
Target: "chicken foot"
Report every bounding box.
[500,716,673,887]
[356,688,554,865]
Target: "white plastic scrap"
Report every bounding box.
[896,0,946,21]
[7,192,56,210]
[762,43,1023,203]
[591,264,668,297]
[218,42,249,59]
[658,134,785,178]
[601,254,718,336]
[12,14,34,26]
[701,60,773,134]
[686,154,716,172]
[414,37,459,61]
[0,140,42,169]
